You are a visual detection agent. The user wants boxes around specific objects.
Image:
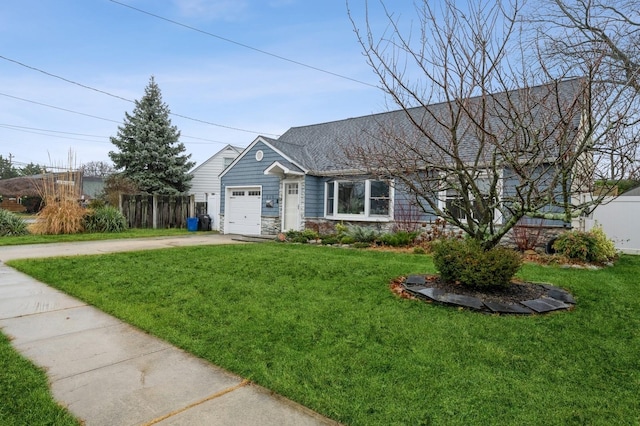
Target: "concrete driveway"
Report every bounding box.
[0,233,245,262]
[0,234,338,426]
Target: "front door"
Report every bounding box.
[283,182,300,231]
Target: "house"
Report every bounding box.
[0,171,84,213]
[189,144,242,230]
[220,80,584,237]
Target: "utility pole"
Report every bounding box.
[8,153,13,165]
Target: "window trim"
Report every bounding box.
[437,172,503,224]
[324,179,393,221]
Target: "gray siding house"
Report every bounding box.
[220,81,581,236]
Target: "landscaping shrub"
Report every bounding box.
[340,236,356,244]
[319,235,339,245]
[432,238,522,288]
[0,209,29,236]
[284,229,319,243]
[553,226,616,263]
[347,225,379,243]
[590,225,617,261]
[379,230,419,247]
[83,206,128,233]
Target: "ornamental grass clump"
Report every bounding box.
[432,238,522,288]
[0,209,29,236]
[30,154,85,235]
[83,206,128,233]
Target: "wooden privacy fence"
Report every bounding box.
[120,194,195,229]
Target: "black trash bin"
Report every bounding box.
[197,214,211,231]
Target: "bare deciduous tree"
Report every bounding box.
[80,161,114,178]
[532,0,640,179]
[345,0,639,249]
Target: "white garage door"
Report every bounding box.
[226,187,261,235]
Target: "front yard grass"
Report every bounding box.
[0,228,205,246]
[0,333,79,425]
[8,244,640,425]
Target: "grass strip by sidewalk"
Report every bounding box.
[0,332,80,426]
[0,228,207,246]
[8,244,640,425]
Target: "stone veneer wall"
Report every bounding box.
[303,218,396,234]
[262,216,280,235]
[303,218,570,252]
[501,225,569,252]
[219,214,281,235]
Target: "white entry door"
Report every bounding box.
[283,182,300,231]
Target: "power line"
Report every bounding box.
[0,123,233,145]
[0,92,121,123]
[108,0,378,89]
[0,123,106,139]
[0,55,281,137]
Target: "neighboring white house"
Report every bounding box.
[189,145,242,230]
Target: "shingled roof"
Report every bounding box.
[0,176,40,196]
[268,78,585,175]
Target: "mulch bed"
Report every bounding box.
[390,275,546,305]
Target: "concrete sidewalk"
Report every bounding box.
[0,236,337,426]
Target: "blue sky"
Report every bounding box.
[0,0,418,170]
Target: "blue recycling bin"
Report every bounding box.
[187,217,198,232]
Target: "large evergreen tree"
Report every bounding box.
[109,76,194,194]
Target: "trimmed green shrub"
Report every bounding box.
[83,206,127,233]
[320,235,339,245]
[553,226,616,263]
[379,231,420,247]
[0,209,29,236]
[340,236,356,244]
[284,229,319,243]
[432,239,522,288]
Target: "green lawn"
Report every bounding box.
[8,244,640,425]
[0,228,206,246]
[0,333,79,426]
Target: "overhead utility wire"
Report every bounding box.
[0,123,227,144]
[108,0,378,89]
[0,92,120,123]
[0,123,106,139]
[0,98,236,146]
[0,55,280,137]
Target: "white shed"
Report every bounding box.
[189,145,242,230]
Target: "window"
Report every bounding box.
[247,190,261,196]
[441,175,499,222]
[338,181,365,214]
[223,157,234,168]
[326,180,391,219]
[369,180,391,216]
[326,182,334,215]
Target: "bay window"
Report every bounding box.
[326,179,391,219]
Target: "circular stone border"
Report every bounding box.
[398,275,576,315]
